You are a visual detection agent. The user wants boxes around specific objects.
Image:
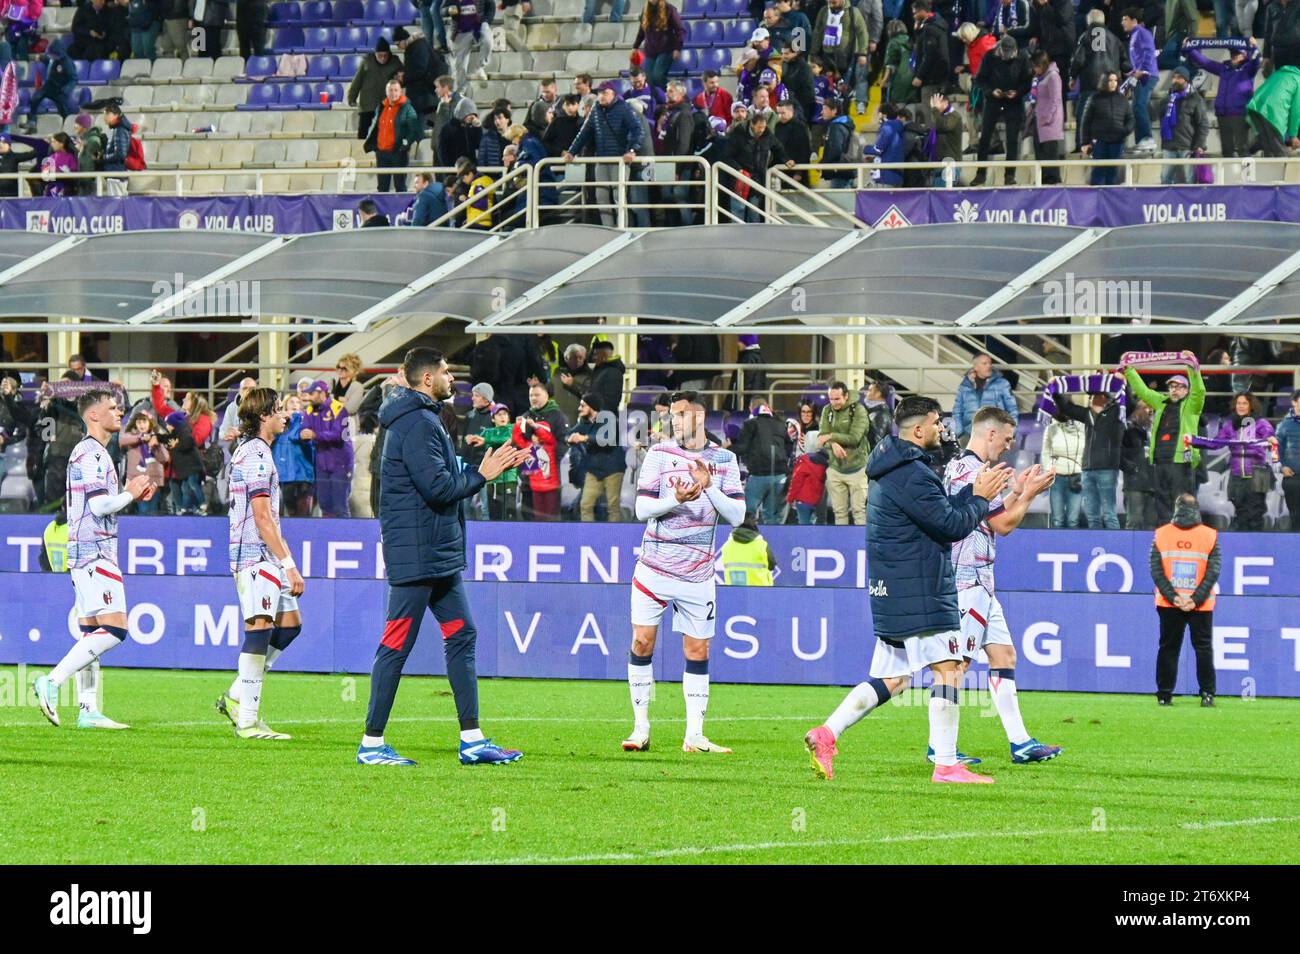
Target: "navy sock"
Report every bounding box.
[100,625,128,645]
[990,667,1016,681]
[684,658,709,675]
[930,684,959,704]
[868,677,891,704]
[241,628,271,656]
[270,625,302,651]
[629,650,653,666]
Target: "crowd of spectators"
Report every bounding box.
[4,332,1295,532]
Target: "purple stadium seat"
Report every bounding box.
[16,87,30,113]
[269,1,301,22]
[242,54,277,79]
[670,47,698,73]
[88,60,121,84]
[686,76,704,100]
[710,0,746,14]
[271,25,305,51]
[358,0,395,24]
[365,25,389,46]
[73,60,90,82]
[721,19,755,46]
[280,82,315,106]
[680,0,710,16]
[699,47,730,72]
[246,83,282,108]
[306,53,339,77]
[394,0,417,21]
[335,25,370,49]
[301,26,334,49]
[302,0,333,21]
[15,60,35,86]
[314,81,345,103]
[334,52,364,77]
[76,86,93,106]
[685,18,722,46]
[333,0,364,21]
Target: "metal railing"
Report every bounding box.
[527,155,712,229]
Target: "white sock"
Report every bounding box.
[990,668,1031,745]
[627,659,653,734]
[49,629,122,686]
[361,734,384,747]
[460,728,485,743]
[236,652,266,728]
[928,685,960,767]
[683,669,709,739]
[825,678,891,739]
[76,661,100,714]
[229,648,280,703]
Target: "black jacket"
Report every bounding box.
[1011,0,1075,61]
[0,390,31,447]
[436,118,480,168]
[0,146,38,198]
[975,49,1033,101]
[731,414,793,476]
[912,13,951,85]
[773,117,812,166]
[1071,25,1129,92]
[726,125,787,178]
[780,55,816,122]
[568,413,626,480]
[659,100,695,156]
[401,36,443,115]
[671,335,720,385]
[1080,88,1134,143]
[1059,398,1124,471]
[542,111,582,157]
[1161,88,1209,152]
[587,357,626,414]
[1121,419,1154,492]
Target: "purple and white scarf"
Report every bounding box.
[1182,37,1253,52]
[1036,373,1128,426]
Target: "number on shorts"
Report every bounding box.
[706,600,715,620]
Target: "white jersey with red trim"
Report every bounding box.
[66,436,120,570]
[228,437,281,572]
[636,440,745,584]
[942,449,1006,593]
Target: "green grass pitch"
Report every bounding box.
[2,667,1297,865]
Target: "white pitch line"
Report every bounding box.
[457,815,1300,866]
[0,714,827,729]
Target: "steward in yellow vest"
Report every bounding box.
[1149,494,1221,707]
[42,508,70,573]
[720,513,776,586]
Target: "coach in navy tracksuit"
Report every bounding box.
[358,347,529,767]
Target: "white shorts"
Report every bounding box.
[234,561,299,622]
[70,560,127,619]
[868,629,964,679]
[958,586,1013,662]
[630,562,716,639]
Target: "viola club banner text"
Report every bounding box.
[854,185,1300,228]
[0,576,1295,696]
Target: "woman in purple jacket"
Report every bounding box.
[40,131,78,197]
[1189,391,1278,532]
[632,0,686,93]
[1182,39,1261,158]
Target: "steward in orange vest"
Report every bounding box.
[1149,493,1222,707]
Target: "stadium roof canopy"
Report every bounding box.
[2,222,1300,335]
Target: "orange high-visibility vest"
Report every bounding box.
[1154,523,1217,611]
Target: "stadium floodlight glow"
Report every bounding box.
[125,235,291,324]
[953,227,1111,326]
[1203,246,1300,326]
[477,230,644,327]
[714,229,873,327]
[349,233,507,331]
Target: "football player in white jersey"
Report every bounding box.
[33,389,153,729]
[216,387,306,741]
[943,406,1062,764]
[625,391,746,754]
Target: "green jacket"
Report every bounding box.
[883,34,917,104]
[366,98,424,153]
[818,401,871,474]
[1124,365,1205,467]
[1247,66,1300,142]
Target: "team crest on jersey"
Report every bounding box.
[967,636,976,652]
[103,591,113,605]
[949,637,959,655]
[262,596,272,611]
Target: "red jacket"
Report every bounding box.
[786,453,827,506]
[967,34,997,82]
[512,417,560,493]
[694,86,733,126]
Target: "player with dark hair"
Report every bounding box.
[943,405,1061,764]
[624,390,746,754]
[358,348,529,766]
[216,387,306,740]
[33,389,153,730]
[804,395,1011,783]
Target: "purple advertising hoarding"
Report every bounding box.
[1,575,1296,696]
[854,185,1298,228]
[1,518,1296,695]
[1,517,1295,596]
